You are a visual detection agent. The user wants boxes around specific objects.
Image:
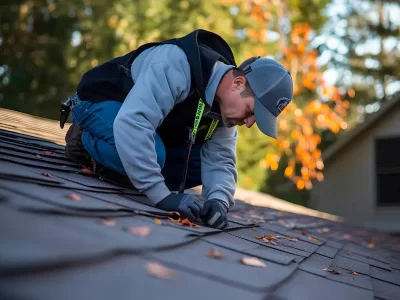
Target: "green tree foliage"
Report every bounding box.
[317,0,400,108]
[0,0,118,118]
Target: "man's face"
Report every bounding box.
[218,76,256,128]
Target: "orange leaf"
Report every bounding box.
[240,257,267,268]
[66,193,81,201]
[128,226,151,237]
[350,271,359,275]
[100,219,116,227]
[146,262,175,279]
[168,217,200,228]
[309,237,319,243]
[154,218,162,225]
[43,151,53,155]
[208,248,225,259]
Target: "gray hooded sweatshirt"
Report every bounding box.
[113,44,237,208]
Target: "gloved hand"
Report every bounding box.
[156,193,203,221]
[200,199,229,229]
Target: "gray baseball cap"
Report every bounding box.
[243,57,293,138]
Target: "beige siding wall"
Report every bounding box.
[310,103,400,231]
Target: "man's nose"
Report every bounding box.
[245,116,256,128]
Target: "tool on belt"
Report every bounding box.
[59,96,74,129]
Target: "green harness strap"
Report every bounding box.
[192,98,219,141]
[179,98,219,193]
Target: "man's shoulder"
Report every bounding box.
[139,43,188,65]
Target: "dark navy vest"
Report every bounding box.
[76,29,236,147]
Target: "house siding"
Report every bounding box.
[310,101,400,231]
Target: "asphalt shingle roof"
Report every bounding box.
[1,111,400,300]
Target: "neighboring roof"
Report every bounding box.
[1,109,400,300]
[323,92,400,164]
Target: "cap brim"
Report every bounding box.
[254,98,277,139]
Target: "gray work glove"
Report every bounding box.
[200,199,229,229]
[156,193,203,221]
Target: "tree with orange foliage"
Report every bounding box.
[229,0,354,196]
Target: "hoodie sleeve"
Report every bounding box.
[113,45,191,205]
[200,126,238,209]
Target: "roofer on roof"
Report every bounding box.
[61,29,293,229]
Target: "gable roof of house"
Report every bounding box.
[323,92,400,164]
[1,108,400,300]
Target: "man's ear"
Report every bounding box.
[232,76,246,90]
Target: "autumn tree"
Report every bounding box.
[220,0,354,204]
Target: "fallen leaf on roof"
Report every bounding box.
[368,242,375,249]
[43,151,53,155]
[309,237,319,243]
[240,257,267,268]
[208,248,225,259]
[231,214,245,220]
[42,172,53,177]
[350,271,359,275]
[82,165,93,175]
[276,235,298,242]
[154,218,162,225]
[300,229,308,236]
[100,219,116,227]
[255,234,278,245]
[168,217,200,228]
[35,154,42,159]
[323,268,341,275]
[128,226,151,237]
[66,193,81,201]
[146,262,175,279]
[252,227,257,231]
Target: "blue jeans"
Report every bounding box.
[71,99,201,190]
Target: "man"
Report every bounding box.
[62,29,293,229]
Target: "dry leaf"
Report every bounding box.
[309,237,319,243]
[42,172,53,177]
[300,229,308,236]
[35,154,42,159]
[231,214,245,220]
[167,217,200,228]
[252,227,258,231]
[146,262,174,279]
[368,242,375,249]
[276,235,298,242]
[240,256,267,268]
[255,234,278,245]
[66,193,81,201]
[128,226,151,237]
[100,219,116,227]
[154,218,162,225]
[323,268,341,275]
[208,248,225,259]
[181,217,201,228]
[82,165,93,175]
[350,271,359,275]
[43,151,53,155]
